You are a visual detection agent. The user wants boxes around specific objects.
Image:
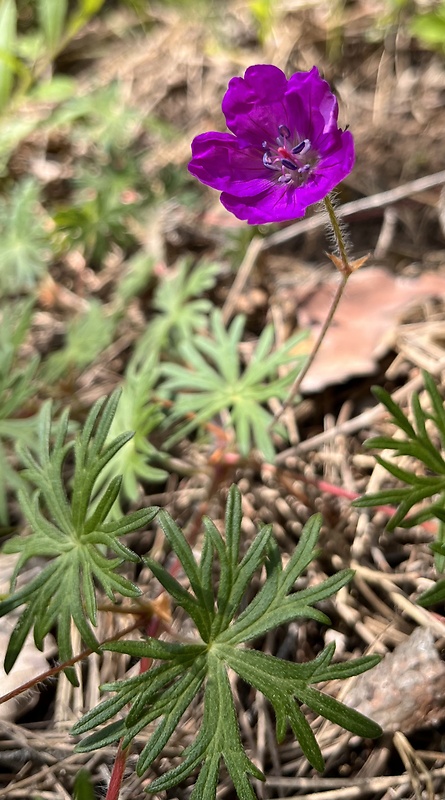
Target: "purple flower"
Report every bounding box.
[188,65,354,225]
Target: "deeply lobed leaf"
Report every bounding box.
[72,486,381,797]
[160,309,307,460]
[0,391,159,683]
[354,374,445,537]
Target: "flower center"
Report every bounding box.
[262,125,315,185]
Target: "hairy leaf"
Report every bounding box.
[73,486,381,797]
[0,391,159,683]
[161,309,308,461]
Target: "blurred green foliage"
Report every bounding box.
[249,0,274,44]
[98,354,167,514]
[381,0,445,52]
[133,258,221,361]
[354,373,445,607]
[410,3,445,50]
[53,163,143,266]
[0,301,39,524]
[0,179,51,294]
[42,302,117,382]
[160,310,308,461]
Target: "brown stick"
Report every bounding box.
[262,169,445,250]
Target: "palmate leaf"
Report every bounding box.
[160,309,308,461]
[41,301,117,382]
[73,486,381,798]
[150,257,220,346]
[95,353,167,516]
[130,258,222,372]
[0,391,159,684]
[353,374,445,574]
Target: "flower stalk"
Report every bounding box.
[273,195,361,424]
[324,193,351,275]
[272,274,348,424]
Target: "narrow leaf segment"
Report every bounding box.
[0,391,159,684]
[73,486,381,798]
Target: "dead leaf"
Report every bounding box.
[295,267,445,391]
[0,554,55,721]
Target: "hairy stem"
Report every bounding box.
[105,615,160,800]
[324,193,350,272]
[271,195,354,426]
[105,741,130,800]
[0,621,141,709]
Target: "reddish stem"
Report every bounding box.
[0,620,141,708]
[105,613,166,799]
[275,467,438,534]
[106,741,130,800]
[105,461,236,797]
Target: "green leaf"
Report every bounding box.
[145,556,212,639]
[73,719,127,751]
[79,0,106,14]
[0,391,159,682]
[37,0,67,52]
[129,258,221,378]
[0,299,40,523]
[417,577,445,607]
[73,768,95,800]
[72,487,381,797]
[0,0,16,111]
[433,517,445,573]
[64,0,106,41]
[161,309,308,460]
[42,301,117,382]
[148,657,263,799]
[410,12,445,47]
[371,385,416,438]
[31,75,76,101]
[133,663,206,770]
[93,355,166,516]
[295,684,382,738]
[0,179,51,295]
[356,374,445,540]
[424,371,445,449]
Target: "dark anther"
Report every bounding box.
[281,158,298,171]
[278,125,290,138]
[292,139,310,155]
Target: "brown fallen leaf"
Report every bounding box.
[295,266,445,392]
[0,615,56,721]
[0,554,55,721]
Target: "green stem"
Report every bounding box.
[324,193,350,272]
[271,195,353,424]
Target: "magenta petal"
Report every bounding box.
[188,64,355,225]
[222,65,289,143]
[220,187,307,225]
[188,132,270,197]
[318,130,355,179]
[285,67,339,137]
